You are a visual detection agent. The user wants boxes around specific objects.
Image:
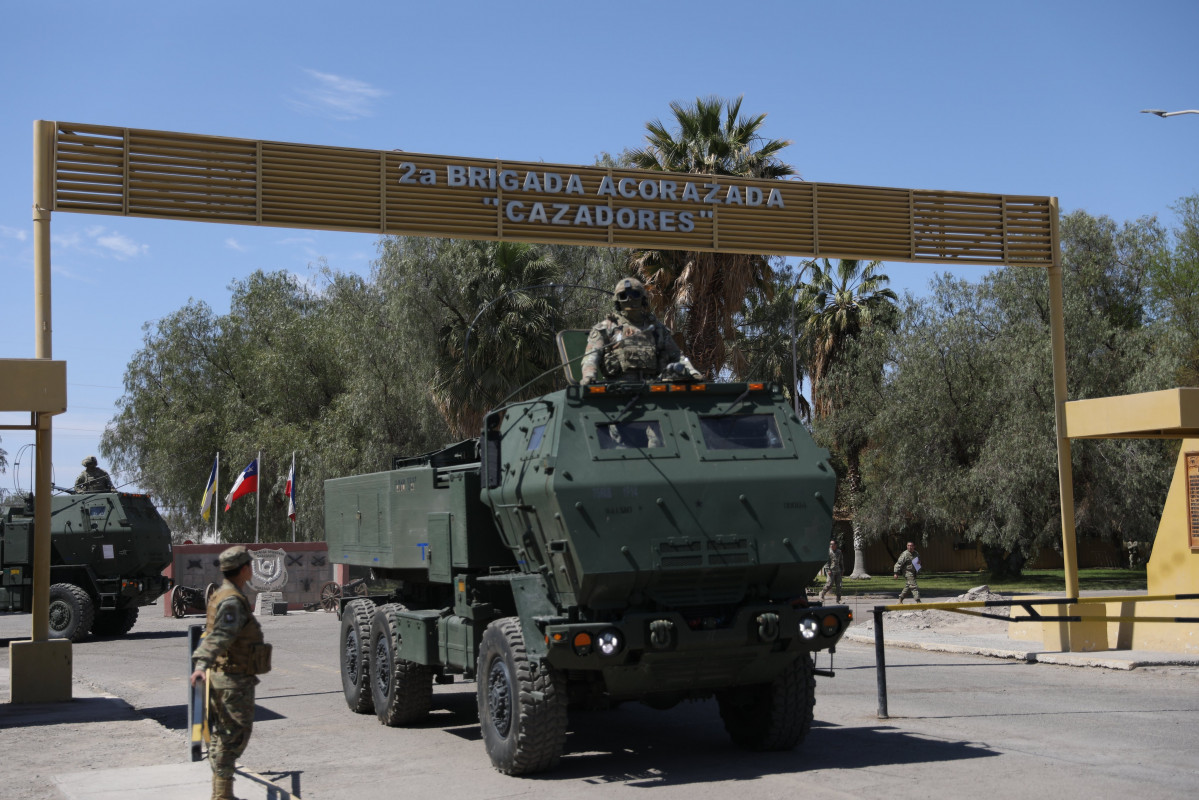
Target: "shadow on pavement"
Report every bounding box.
[0,695,142,729]
[547,722,996,786]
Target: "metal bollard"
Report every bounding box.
[187,623,205,761]
[873,606,888,719]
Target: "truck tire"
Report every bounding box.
[476,617,568,775]
[92,608,139,637]
[717,652,815,751]
[48,583,96,642]
[340,598,377,714]
[369,603,433,726]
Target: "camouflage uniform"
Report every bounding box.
[818,545,843,603]
[894,548,921,603]
[192,547,267,797]
[580,277,702,385]
[74,456,113,493]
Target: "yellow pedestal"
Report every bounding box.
[1008,599,1109,651]
[1039,604,1109,652]
[8,639,73,703]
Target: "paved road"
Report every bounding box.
[3,603,1198,800]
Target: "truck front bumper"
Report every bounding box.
[542,603,850,696]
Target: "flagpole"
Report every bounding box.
[214,451,220,542]
[291,451,297,543]
[255,450,261,544]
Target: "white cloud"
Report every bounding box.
[289,69,386,121]
[0,225,27,242]
[51,226,148,260]
[95,231,147,259]
[225,238,248,252]
[276,236,316,246]
[52,231,81,249]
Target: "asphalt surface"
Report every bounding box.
[2,595,1198,800]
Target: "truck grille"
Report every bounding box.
[646,569,747,608]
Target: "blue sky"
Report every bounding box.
[1,0,1196,494]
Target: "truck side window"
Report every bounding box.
[698,414,783,450]
[596,421,664,450]
[527,424,546,451]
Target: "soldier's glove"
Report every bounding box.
[665,359,702,381]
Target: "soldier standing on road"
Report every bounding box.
[818,539,843,603]
[580,277,702,385]
[189,546,271,800]
[74,455,114,493]
[893,541,921,603]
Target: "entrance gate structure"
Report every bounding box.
[0,119,1160,700]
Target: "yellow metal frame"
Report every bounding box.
[48,121,1055,265]
[20,120,1097,662]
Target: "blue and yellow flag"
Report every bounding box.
[200,457,218,521]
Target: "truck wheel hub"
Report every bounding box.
[487,658,513,737]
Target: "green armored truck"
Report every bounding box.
[327,373,851,775]
[0,492,173,641]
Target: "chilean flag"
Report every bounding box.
[285,454,296,521]
[224,458,258,511]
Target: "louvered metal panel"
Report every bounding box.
[50,122,1056,266]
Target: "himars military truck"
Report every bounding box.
[326,378,851,775]
[0,491,173,641]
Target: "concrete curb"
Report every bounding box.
[843,630,1199,670]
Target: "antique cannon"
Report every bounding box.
[170,583,216,618]
[318,578,368,614]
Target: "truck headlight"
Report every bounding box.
[798,617,819,640]
[596,629,623,656]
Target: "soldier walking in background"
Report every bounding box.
[818,539,843,603]
[74,455,113,493]
[189,546,272,800]
[893,541,921,603]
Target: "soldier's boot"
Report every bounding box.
[212,775,246,800]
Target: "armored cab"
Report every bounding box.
[0,492,174,641]
[327,379,850,775]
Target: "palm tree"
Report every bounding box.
[433,240,565,439]
[626,96,796,377]
[801,259,898,419]
[799,258,898,578]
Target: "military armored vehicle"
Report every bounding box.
[327,367,851,775]
[0,491,173,641]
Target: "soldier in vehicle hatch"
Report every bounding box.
[580,277,703,385]
[74,455,114,493]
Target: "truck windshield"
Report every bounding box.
[596,421,664,449]
[698,414,782,450]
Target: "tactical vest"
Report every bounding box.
[205,584,265,675]
[601,314,660,376]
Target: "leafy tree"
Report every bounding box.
[1147,194,1199,385]
[799,259,898,577]
[101,239,628,543]
[626,95,796,377]
[857,210,1178,578]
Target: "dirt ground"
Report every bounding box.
[851,585,1012,636]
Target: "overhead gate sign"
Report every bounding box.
[46,122,1054,266]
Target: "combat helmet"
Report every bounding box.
[82,455,98,467]
[613,277,649,316]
